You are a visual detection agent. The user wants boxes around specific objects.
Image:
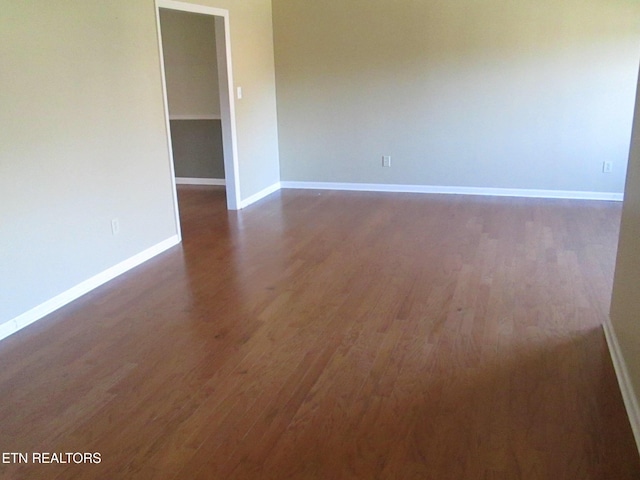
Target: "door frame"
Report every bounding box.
[155,0,241,220]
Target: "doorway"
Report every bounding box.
[155,0,241,223]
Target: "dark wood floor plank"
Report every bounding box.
[0,186,637,479]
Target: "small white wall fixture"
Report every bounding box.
[155,0,241,211]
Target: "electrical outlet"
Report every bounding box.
[382,156,392,168]
[603,161,613,173]
[111,218,120,235]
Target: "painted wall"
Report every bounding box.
[170,119,225,179]
[0,1,178,325]
[159,9,224,179]
[610,64,640,435]
[159,8,220,117]
[181,0,281,197]
[0,0,280,329]
[272,0,640,193]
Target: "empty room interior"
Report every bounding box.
[3,0,640,478]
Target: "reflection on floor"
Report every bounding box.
[0,185,637,479]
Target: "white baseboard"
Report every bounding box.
[176,177,226,186]
[174,180,623,202]
[0,321,16,343]
[603,318,640,453]
[280,181,624,202]
[0,235,181,343]
[239,181,281,209]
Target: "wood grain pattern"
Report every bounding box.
[0,185,637,479]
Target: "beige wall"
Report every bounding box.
[273,0,640,192]
[159,10,224,179]
[182,0,281,197]
[159,8,220,117]
[610,65,640,419]
[0,0,280,327]
[0,1,178,324]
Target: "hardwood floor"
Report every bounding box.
[0,185,638,479]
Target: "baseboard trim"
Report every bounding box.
[176,177,226,186]
[603,318,640,453]
[0,235,181,343]
[280,181,624,201]
[239,181,281,209]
